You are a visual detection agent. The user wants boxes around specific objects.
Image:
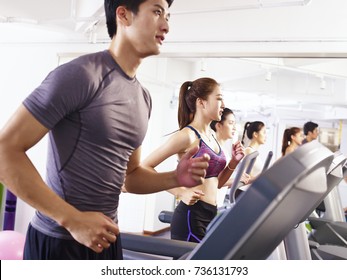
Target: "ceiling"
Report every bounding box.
[1,0,347,120]
[1,0,347,48]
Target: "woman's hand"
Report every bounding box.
[231,141,245,163]
[180,189,205,205]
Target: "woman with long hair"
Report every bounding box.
[143,78,244,243]
[241,121,266,182]
[281,127,304,156]
[210,108,250,205]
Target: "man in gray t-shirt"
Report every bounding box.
[23,50,152,241]
[0,0,209,260]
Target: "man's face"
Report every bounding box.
[126,0,170,57]
[310,127,319,140]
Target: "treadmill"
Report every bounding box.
[284,150,347,259]
[122,141,334,260]
[186,141,334,259]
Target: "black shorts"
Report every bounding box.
[23,224,123,260]
[170,200,217,243]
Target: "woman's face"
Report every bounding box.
[204,86,225,121]
[292,130,304,145]
[218,113,236,141]
[254,126,267,144]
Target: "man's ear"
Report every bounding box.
[116,6,132,26]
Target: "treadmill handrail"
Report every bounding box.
[187,141,334,260]
[262,151,273,172]
[228,151,259,204]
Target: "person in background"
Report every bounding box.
[302,121,319,144]
[241,121,267,183]
[303,121,324,215]
[281,127,304,156]
[210,108,250,205]
[0,0,210,260]
[142,78,245,243]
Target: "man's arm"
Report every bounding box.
[0,105,118,253]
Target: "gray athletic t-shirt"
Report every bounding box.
[23,50,152,239]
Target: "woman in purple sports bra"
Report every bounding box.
[143,77,245,243]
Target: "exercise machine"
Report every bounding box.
[283,150,347,259]
[226,150,273,205]
[186,141,333,259]
[222,150,259,206]
[122,141,334,259]
[306,151,347,258]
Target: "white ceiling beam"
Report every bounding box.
[160,40,347,58]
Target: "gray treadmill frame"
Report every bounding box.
[187,141,334,260]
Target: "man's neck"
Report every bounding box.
[306,135,314,142]
[108,39,142,78]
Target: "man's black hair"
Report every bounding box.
[303,121,318,136]
[105,0,174,39]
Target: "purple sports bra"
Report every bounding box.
[186,126,227,178]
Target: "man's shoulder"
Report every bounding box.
[67,50,108,67]
[58,50,117,81]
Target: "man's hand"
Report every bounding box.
[176,146,210,187]
[65,211,119,253]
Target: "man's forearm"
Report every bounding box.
[0,148,78,227]
[124,165,179,194]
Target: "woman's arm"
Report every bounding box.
[218,141,245,188]
[142,128,195,168]
[125,130,210,194]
